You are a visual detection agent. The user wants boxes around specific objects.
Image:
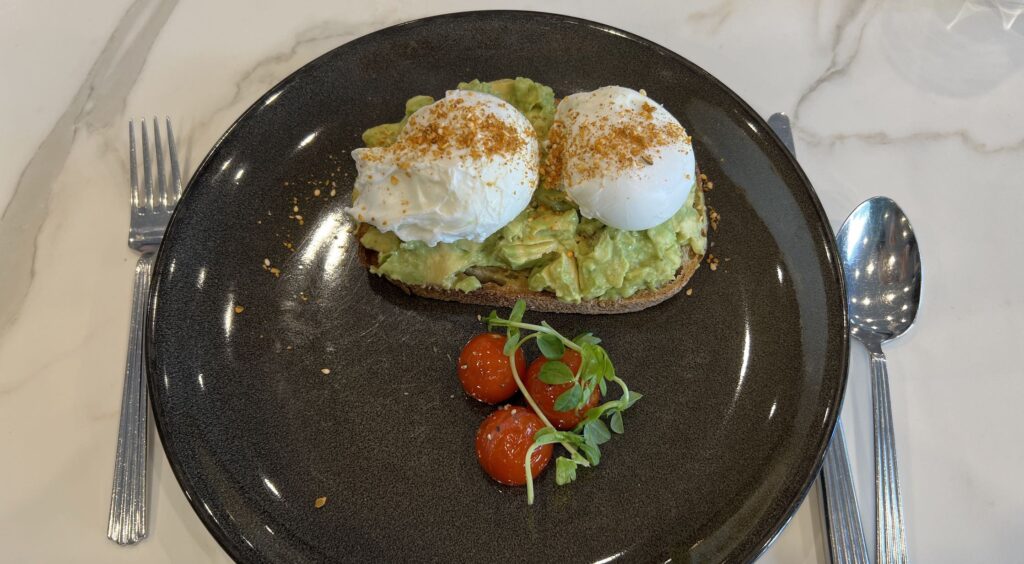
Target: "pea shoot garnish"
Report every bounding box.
[478,300,642,504]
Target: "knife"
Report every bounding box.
[767,112,870,564]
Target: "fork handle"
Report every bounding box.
[870,347,909,563]
[821,419,871,564]
[107,253,154,545]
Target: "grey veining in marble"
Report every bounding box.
[0,0,178,337]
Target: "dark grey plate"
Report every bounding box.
[148,11,847,564]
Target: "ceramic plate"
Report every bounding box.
[148,11,848,563]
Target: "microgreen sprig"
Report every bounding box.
[480,300,642,504]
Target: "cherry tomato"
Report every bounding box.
[458,333,526,404]
[524,349,601,430]
[475,405,552,486]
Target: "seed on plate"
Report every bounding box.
[314,189,321,197]
[264,258,271,266]
[234,305,245,314]
[321,368,331,375]
[293,205,299,213]
[686,288,693,296]
[329,189,337,197]
[314,496,327,508]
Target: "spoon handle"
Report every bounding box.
[870,349,909,563]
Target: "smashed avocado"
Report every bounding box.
[357,77,706,303]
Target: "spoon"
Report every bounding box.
[837,197,921,564]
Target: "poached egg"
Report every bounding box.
[545,86,696,231]
[346,89,539,246]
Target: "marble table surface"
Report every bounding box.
[1,0,1022,562]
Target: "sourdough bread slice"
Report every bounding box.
[356,179,708,314]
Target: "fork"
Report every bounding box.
[107,117,182,545]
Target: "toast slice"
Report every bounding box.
[356,177,709,314]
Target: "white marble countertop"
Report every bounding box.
[1,0,1022,562]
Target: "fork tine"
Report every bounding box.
[153,116,167,209]
[166,117,183,203]
[129,121,140,212]
[141,119,154,211]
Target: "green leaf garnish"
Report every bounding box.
[573,333,601,346]
[538,361,574,385]
[509,299,527,324]
[601,352,616,380]
[623,392,643,410]
[502,332,520,356]
[502,300,527,350]
[579,343,603,380]
[583,419,612,445]
[536,332,565,360]
[553,384,583,412]
[609,410,624,434]
[484,310,499,331]
[579,442,601,466]
[530,427,563,447]
[555,457,578,485]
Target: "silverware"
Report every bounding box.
[768,113,870,564]
[108,117,183,545]
[838,197,920,564]
[820,420,870,563]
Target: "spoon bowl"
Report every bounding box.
[839,197,922,346]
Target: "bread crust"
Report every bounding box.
[356,177,708,314]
